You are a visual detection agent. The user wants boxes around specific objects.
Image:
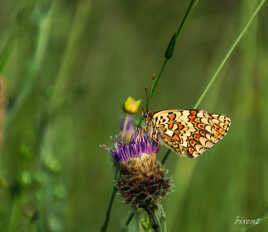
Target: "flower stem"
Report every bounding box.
[145,204,167,232]
[146,59,168,111]
[161,150,171,165]
[146,0,198,111]
[145,206,160,232]
[100,168,118,232]
[158,204,168,232]
[8,198,19,232]
[125,211,136,226]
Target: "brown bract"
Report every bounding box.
[117,154,170,209]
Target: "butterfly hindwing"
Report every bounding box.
[149,109,231,158]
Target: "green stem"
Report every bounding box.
[0,3,24,73]
[174,0,199,40]
[0,35,14,73]
[147,59,168,111]
[193,0,266,109]
[100,168,118,232]
[145,205,167,232]
[145,207,160,232]
[161,150,171,165]
[146,0,198,110]
[125,211,136,226]
[158,204,167,232]
[8,198,19,232]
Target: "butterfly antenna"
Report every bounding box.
[145,87,149,111]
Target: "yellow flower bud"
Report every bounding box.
[124,96,141,114]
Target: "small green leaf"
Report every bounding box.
[165,33,176,59]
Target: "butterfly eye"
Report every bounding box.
[141,108,148,118]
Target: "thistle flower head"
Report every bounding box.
[103,114,159,163]
[102,115,170,209]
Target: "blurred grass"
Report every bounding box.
[0,0,267,232]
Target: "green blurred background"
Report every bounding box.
[0,0,267,231]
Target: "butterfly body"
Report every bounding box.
[143,109,231,158]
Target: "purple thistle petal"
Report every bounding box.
[101,115,159,163]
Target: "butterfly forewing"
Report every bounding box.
[149,109,231,158]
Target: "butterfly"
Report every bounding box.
[142,109,231,158]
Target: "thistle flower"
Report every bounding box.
[102,115,170,210]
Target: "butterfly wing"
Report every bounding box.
[151,109,231,158]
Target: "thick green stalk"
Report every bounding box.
[145,204,167,232]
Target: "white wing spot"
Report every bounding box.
[165,130,174,137]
